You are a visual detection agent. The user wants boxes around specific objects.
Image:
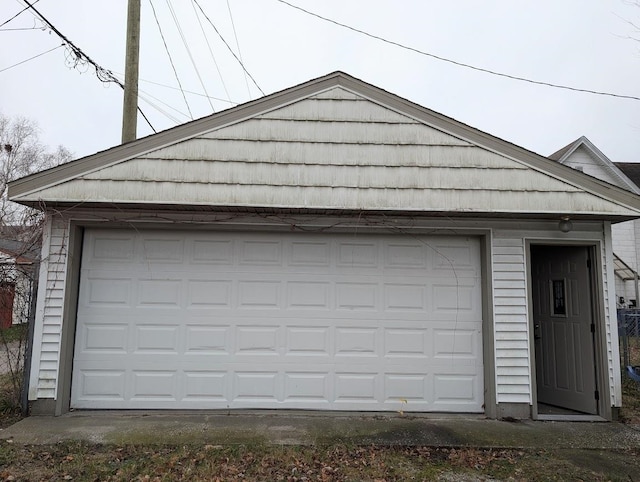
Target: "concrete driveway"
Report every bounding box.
[2,411,640,448]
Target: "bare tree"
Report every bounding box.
[0,113,72,414]
[620,1,640,43]
[0,114,72,226]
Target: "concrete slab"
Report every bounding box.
[1,411,640,448]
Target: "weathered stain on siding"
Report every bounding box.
[26,181,631,215]
[138,142,523,168]
[13,87,640,219]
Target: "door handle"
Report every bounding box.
[534,323,541,340]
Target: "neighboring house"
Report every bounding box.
[0,232,39,329]
[8,72,640,421]
[550,137,640,308]
[614,162,640,305]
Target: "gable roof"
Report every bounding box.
[615,163,640,190]
[550,136,640,194]
[8,72,640,220]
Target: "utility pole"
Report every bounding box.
[121,0,141,143]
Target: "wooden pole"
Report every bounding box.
[121,0,141,143]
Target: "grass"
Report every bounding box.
[0,324,27,344]
[0,442,638,481]
[0,324,27,417]
[620,336,640,423]
[0,333,639,479]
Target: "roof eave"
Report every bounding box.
[13,200,640,223]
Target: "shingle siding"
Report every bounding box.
[14,87,640,219]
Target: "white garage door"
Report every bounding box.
[71,229,484,411]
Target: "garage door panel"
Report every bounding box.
[76,322,480,361]
[80,324,128,353]
[183,371,228,401]
[289,241,331,266]
[130,371,179,401]
[185,325,230,353]
[72,230,483,412]
[432,372,482,408]
[74,369,127,401]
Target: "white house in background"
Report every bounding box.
[550,136,640,308]
[9,72,640,421]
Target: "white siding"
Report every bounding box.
[604,223,622,406]
[559,143,640,312]
[612,221,637,271]
[491,235,530,404]
[28,214,69,400]
[491,222,615,407]
[563,146,620,186]
[28,212,619,413]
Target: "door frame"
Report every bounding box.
[526,240,611,420]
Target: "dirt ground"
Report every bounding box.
[0,334,639,480]
[0,441,638,481]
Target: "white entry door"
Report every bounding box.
[71,229,484,411]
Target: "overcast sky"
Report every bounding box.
[1,0,639,163]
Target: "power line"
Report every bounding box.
[0,44,61,73]
[190,0,232,104]
[112,72,191,122]
[148,0,193,119]
[165,0,215,112]
[276,0,640,103]
[0,25,44,31]
[137,91,185,124]
[0,0,39,28]
[226,0,251,99]
[20,0,157,132]
[192,0,265,96]
[112,72,238,104]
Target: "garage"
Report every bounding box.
[71,228,483,412]
[15,72,637,419]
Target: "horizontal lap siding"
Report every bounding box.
[492,236,531,404]
[28,213,617,411]
[492,223,617,408]
[604,224,622,406]
[29,215,69,400]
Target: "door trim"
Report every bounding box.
[526,240,611,421]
